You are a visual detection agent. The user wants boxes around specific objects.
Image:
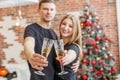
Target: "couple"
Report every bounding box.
[24,0,82,80]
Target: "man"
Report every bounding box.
[24,0,79,80]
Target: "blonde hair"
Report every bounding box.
[59,14,83,61]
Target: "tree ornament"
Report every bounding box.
[82,59,89,64]
[82,74,88,80]
[83,52,87,57]
[86,38,91,44]
[92,40,96,47]
[111,67,116,73]
[96,36,101,41]
[91,60,96,66]
[101,61,106,66]
[94,48,98,53]
[0,66,9,77]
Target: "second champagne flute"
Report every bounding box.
[54,39,68,75]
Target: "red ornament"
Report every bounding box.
[95,46,99,49]
[86,21,92,27]
[111,67,116,73]
[96,36,101,41]
[92,41,96,47]
[101,61,106,66]
[83,21,93,28]
[82,74,88,80]
[91,60,96,66]
[95,69,103,77]
[82,59,89,64]
[83,52,87,57]
[93,47,98,53]
[98,60,102,65]
[86,38,91,44]
[95,48,98,53]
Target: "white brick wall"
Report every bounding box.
[0,16,28,65]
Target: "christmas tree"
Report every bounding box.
[77,3,117,80]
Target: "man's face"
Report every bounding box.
[39,3,56,22]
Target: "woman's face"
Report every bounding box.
[60,18,74,38]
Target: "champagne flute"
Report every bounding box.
[34,38,54,76]
[54,39,68,75]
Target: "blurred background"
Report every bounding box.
[0,0,119,80]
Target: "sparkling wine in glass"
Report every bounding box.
[54,39,68,75]
[34,38,54,76]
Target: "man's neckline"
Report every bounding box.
[35,23,51,30]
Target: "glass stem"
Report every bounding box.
[61,64,64,72]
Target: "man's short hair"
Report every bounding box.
[39,0,54,9]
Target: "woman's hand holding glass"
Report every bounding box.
[57,48,80,74]
[54,39,68,75]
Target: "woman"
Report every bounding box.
[56,14,83,80]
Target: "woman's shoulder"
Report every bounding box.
[65,43,79,50]
[68,43,80,52]
[70,43,79,48]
